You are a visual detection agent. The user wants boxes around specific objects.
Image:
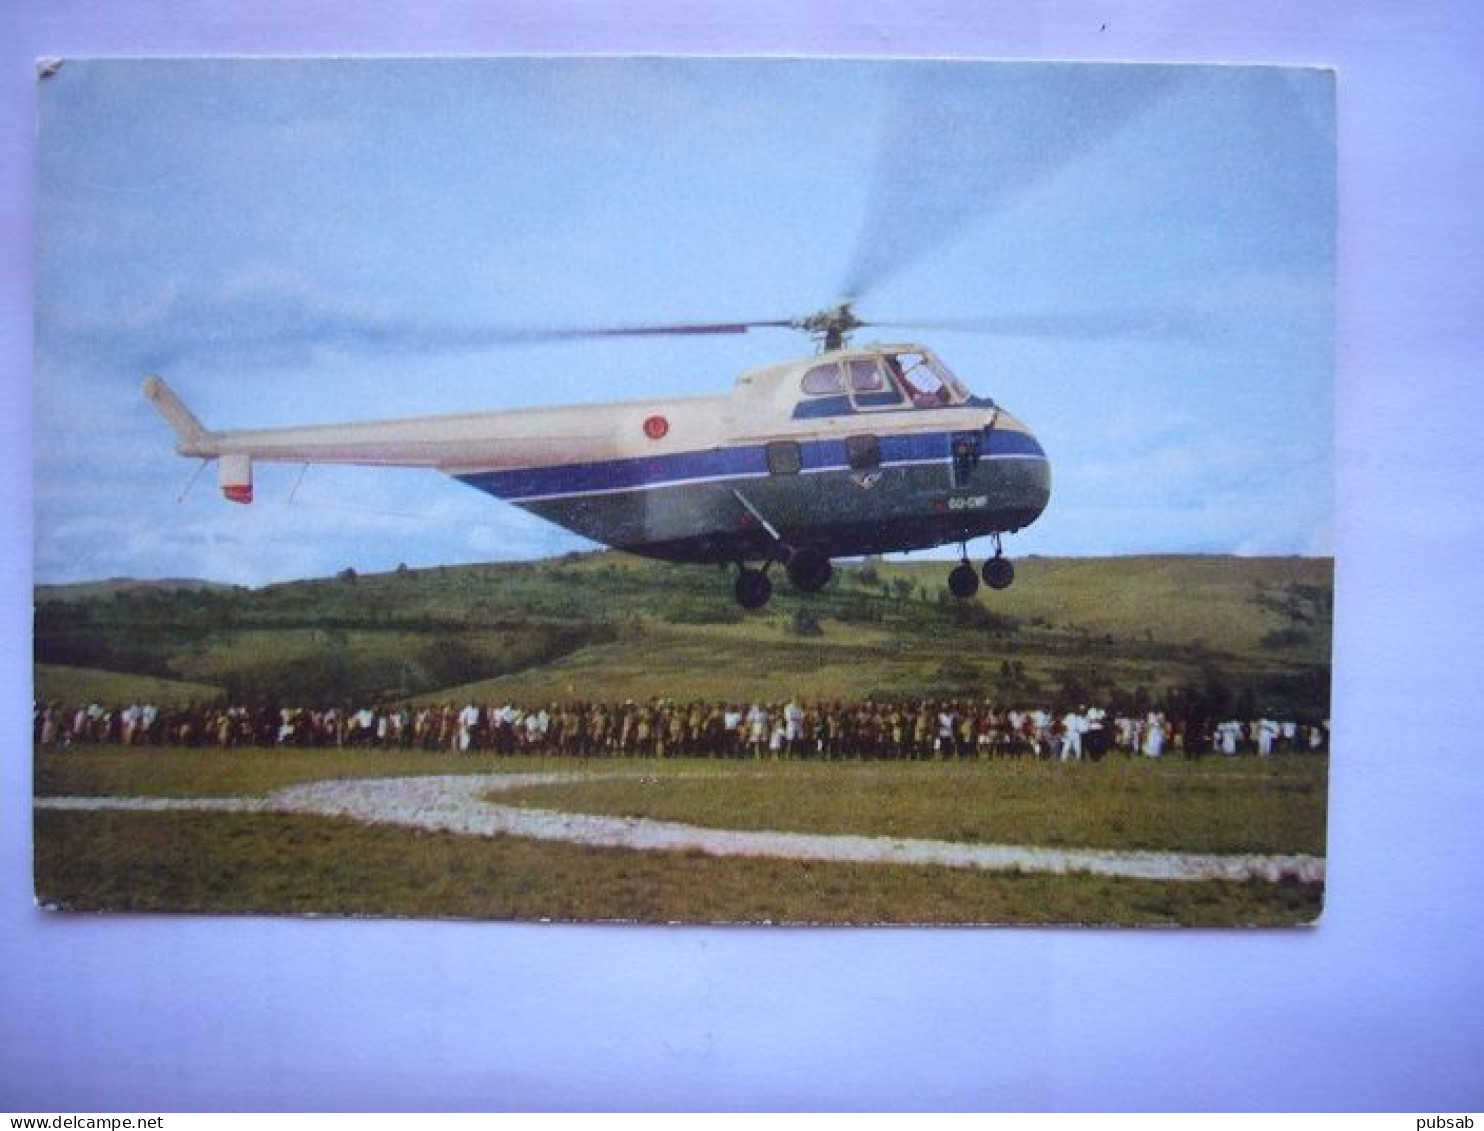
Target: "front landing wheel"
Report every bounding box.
[734,567,773,610]
[786,549,834,594]
[982,556,1015,591]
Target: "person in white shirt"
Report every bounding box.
[1257,717,1280,758]
[1142,712,1166,758]
[1059,709,1084,761]
[458,702,481,753]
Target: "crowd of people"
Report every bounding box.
[34,697,1330,761]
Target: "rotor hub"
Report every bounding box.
[793,303,866,352]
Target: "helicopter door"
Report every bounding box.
[950,431,982,488]
[846,434,880,471]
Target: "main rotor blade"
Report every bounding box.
[471,319,797,343]
[841,64,1180,303]
[864,308,1232,343]
[92,287,802,371]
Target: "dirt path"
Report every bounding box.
[36,772,1326,884]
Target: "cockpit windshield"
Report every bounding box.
[884,351,970,407]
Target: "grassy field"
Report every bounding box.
[495,757,1327,856]
[35,744,579,799]
[33,809,1322,925]
[32,745,1326,925]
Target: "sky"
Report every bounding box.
[33,57,1336,586]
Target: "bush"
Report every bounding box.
[1261,627,1311,649]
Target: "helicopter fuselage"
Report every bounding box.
[474,343,1048,565]
[473,400,1048,566]
[145,342,1050,601]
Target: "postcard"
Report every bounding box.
[32,57,1334,925]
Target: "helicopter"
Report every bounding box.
[144,298,1050,608]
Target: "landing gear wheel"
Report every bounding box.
[734,567,773,610]
[786,549,834,594]
[982,556,1015,591]
[948,561,980,600]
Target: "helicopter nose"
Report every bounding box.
[985,411,1052,526]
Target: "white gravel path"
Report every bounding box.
[35,772,1325,884]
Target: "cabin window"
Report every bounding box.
[846,434,880,471]
[767,440,802,475]
[848,357,904,409]
[801,363,845,395]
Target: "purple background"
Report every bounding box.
[5,1,1483,1112]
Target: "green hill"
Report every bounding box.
[33,664,224,709]
[33,578,240,604]
[33,552,1332,715]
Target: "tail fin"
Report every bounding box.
[143,375,214,455]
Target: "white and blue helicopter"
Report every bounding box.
[144,300,1050,608]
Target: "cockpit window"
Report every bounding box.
[891,353,945,405]
[887,351,969,408]
[801,362,845,395]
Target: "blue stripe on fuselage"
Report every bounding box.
[458,426,1046,502]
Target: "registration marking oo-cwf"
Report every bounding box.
[946,494,989,511]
